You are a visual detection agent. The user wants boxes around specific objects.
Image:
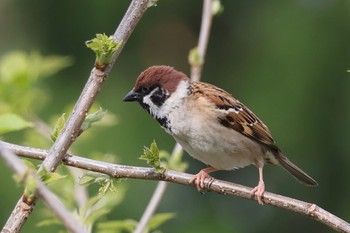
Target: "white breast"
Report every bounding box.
[168,93,266,170]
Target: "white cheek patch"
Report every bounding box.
[142,80,190,121]
[143,87,161,116]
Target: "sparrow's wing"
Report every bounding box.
[192,82,278,150]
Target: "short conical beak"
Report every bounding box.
[123,90,142,102]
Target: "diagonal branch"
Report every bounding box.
[2,1,152,232]
[3,141,350,233]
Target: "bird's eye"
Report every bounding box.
[141,86,151,93]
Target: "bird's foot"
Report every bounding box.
[189,169,215,192]
[251,180,265,205]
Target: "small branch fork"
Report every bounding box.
[0,143,86,233]
[2,141,350,233]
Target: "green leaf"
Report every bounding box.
[85,208,110,226]
[147,0,158,7]
[188,47,203,67]
[211,0,224,16]
[37,218,61,227]
[79,171,117,194]
[140,141,164,173]
[81,108,107,132]
[79,173,97,186]
[0,51,72,83]
[148,213,176,231]
[0,113,33,134]
[97,219,138,233]
[165,149,188,172]
[0,51,72,115]
[37,165,66,184]
[80,189,126,226]
[50,113,66,142]
[86,34,122,67]
[80,195,103,220]
[79,172,109,186]
[23,174,38,203]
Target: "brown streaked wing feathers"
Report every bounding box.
[191,82,278,150]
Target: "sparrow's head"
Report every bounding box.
[123,66,190,118]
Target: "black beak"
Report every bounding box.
[123,90,142,102]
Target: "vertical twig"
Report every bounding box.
[2,1,151,232]
[190,0,213,82]
[134,144,182,233]
[134,1,214,232]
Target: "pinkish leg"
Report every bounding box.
[251,166,265,205]
[189,167,218,191]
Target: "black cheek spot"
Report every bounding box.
[151,88,168,107]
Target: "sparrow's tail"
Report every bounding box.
[275,152,318,186]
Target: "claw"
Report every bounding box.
[251,166,265,205]
[251,180,265,205]
[189,167,217,191]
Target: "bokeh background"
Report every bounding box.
[0,0,349,232]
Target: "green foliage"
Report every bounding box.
[81,108,107,132]
[97,219,138,233]
[50,113,66,142]
[79,171,117,194]
[0,51,72,115]
[141,141,188,172]
[147,0,158,8]
[188,47,203,67]
[86,34,121,67]
[12,160,38,204]
[211,0,224,16]
[148,213,176,232]
[0,113,33,134]
[37,165,67,185]
[36,218,61,228]
[77,172,126,230]
[140,141,164,173]
[23,174,38,203]
[97,213,175,233]
[159,149,188,172]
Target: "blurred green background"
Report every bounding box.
[0,0,349,232]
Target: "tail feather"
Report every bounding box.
[275,152,318,186]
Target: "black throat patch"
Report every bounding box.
[155,116,171,132]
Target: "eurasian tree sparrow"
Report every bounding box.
[123,65,317,204]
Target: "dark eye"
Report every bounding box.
[141,86,151,94]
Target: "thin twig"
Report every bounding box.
[133,143,183,233]
[3,141,350,232]
[2,1,151,232]
[134,1,215,232]
[190,0,213,82]
[0,143,87,233]
[133,181,168,233]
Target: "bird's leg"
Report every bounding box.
[251,166,265,205]
[189,167,218,191]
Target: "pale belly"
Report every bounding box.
[171,123,265,170]
[165,96,266,170]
